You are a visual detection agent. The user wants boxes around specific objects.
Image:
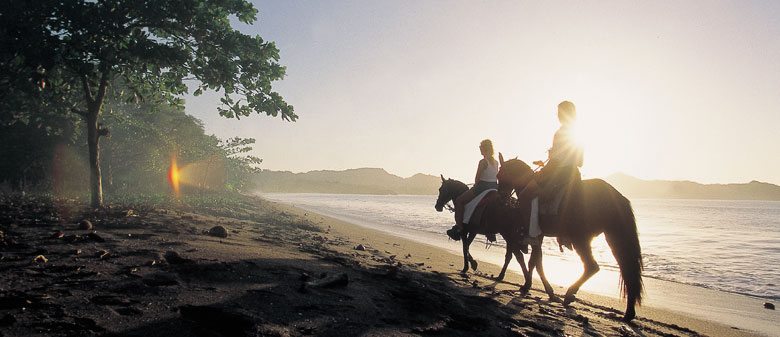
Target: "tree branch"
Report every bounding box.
[95,69,110,106]
[81,75,94,104]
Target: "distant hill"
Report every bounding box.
[253,168,780,200]
[605,173,780,201]
[252,168,442,195]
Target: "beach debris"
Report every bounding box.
[164,250,192,264]
[86,232,105,242]
[32,255,48,263]
[305,272,349,289]
[51,231,64,239]
[79,219,93,230]
[764,302,775,310]
[96,250,110,259]
[207,225,229,238]
[72,249,82,255]
[354,244,366,251]
[405,253,412,259]
[615,325,641,336]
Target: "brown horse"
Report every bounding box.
[434,175,531,283]
[497,158,644,322]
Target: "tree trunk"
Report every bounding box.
[87,108,103,208]
[81,71,109,209]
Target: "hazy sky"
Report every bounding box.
[186,0,780,184]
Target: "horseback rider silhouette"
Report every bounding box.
[537,101,583,248]
[447,139,499,241]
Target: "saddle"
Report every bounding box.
[463,190,499,242]
[539,184,567,216]
[464,190,498,228]
[538,181,582,238]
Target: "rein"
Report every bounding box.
[444,203,455,213]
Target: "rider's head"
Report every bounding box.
[479,139,494,157]
[557,101,576,125]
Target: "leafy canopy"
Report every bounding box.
[0,0,296,121]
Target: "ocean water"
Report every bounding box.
[261,193,780,301]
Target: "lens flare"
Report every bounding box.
[168,155,181,198]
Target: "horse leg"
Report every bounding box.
[519,244,535,293]
[460,232,470,274]
[528,243,558,301]
[512,243,530,284]
[496,241,513,281]
[460,232,478,274]
[563,239,599,306]
[466,232,479,270]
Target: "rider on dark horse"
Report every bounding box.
[447,139,499,240]
[537,100,583,248]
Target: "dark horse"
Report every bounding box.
[498,158,644,322]
[434,175,532,284]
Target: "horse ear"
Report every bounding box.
[499,152,505,165]
[440,174,445,182]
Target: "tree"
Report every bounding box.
[219,137,264,191]
[0,0,296,207]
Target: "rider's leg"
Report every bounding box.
[454,189,474,227]
[556,167,580,250]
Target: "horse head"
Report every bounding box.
[435,174,468,212]
[497,158,534,193]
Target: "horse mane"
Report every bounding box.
[448,178,469,191]
[500,159,533,177]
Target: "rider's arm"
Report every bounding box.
[474,159,487,185]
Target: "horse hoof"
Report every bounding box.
[622,309,636,323]
[495,273,505,281]
[469,260,478,271]
[519,285,531,294]
[563,294,576,306]
[548,294,561,303]
[460,269,468,275]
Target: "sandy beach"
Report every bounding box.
[0,194,766,337]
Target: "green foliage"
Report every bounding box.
[1,0,296,121]
[1,82,268,196]
[218,137,264,191]
[1,0,296,205]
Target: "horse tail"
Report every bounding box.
[603,193,644,305]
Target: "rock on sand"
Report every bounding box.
[208,225,228,238]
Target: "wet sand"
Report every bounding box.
[0,194,765,336]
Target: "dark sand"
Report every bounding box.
[0,194,761,337]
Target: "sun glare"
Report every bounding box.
[168,155,181,198]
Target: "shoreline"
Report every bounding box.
[267,198,774,337]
